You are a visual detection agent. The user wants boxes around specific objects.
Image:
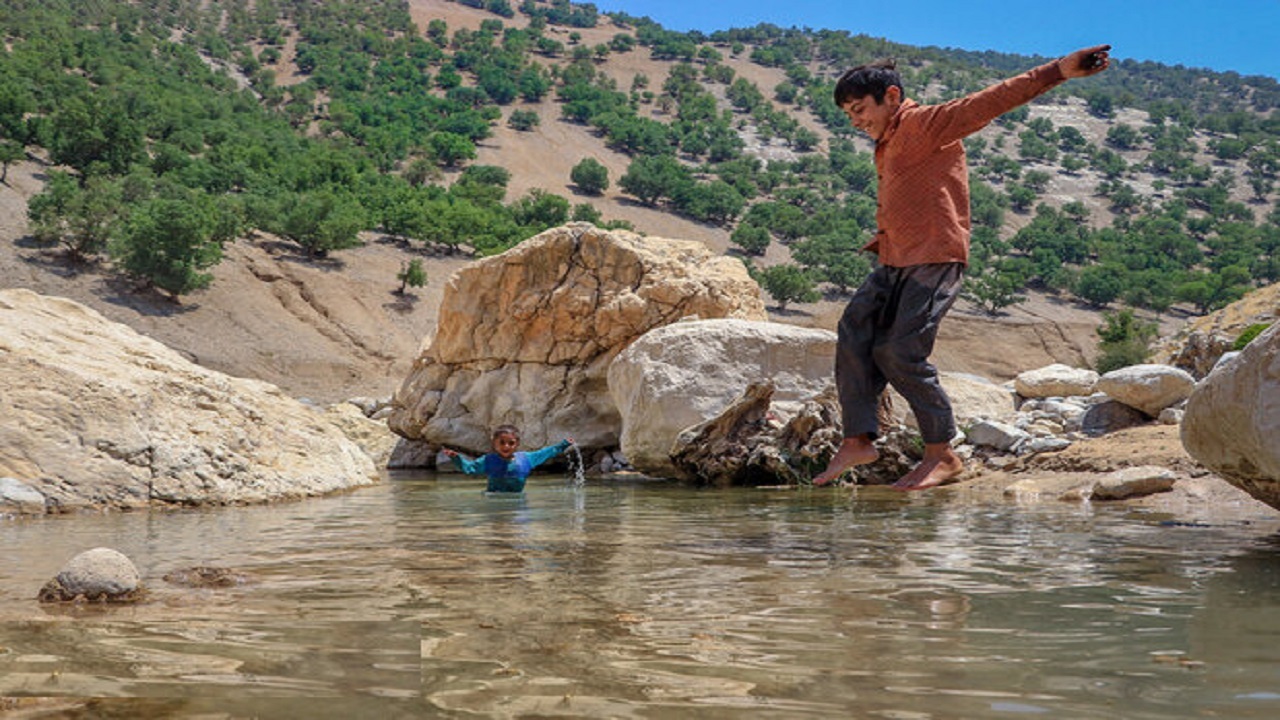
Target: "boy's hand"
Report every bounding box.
[441,448,457,458]
[1060,45,1111,79]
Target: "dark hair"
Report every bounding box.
[833,59,903,106]
[492,424,520,440]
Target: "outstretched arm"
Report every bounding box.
[1058,44,1112,80]
[525,438,573,470]
[915,44,1109,146]
[442,448,485,475]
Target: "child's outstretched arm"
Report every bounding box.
[525,438,574,470]
[442,448,485,475]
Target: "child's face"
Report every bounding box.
[492,432,519,459]
[841,86,900,142]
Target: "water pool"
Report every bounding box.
[2,473,1278,718]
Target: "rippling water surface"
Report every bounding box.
[3,473,1279,719]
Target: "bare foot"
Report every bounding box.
[813,437,879,486]
[893,446,965,491]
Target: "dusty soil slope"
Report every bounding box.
[0,1,1197,404]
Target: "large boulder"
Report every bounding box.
[387,224,766,455]
[0,289,378,513]
[1096,364,1196,416]
[608,318,835,477]
[1182,324,1280,511]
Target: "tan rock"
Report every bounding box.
[388,223,766,454]
[324,402,399,467]
[1014,363,1099,399]
[1182,324,1280,511]
[1092,466,1177,500]
[0,289,378,512]
[37,547,141,603]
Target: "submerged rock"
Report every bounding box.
[38,548,141,603]
[163,566,250,589]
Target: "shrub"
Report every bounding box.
[1095,309,1157,373]
[1232,322,1272,351]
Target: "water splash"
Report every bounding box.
[566,443,587,487]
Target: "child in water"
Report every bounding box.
[442,424,574,493]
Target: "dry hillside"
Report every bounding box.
[1,0,1245,404]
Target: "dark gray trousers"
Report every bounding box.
[835,262,964,444]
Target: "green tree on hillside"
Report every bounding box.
[396,258,426,295]
[110,197,226,301]
[570,157,610,195]
[963,259,1029,315]
[755,263,819,310]
[274,190,366,258]
[427,132,477,167]
[730,223,771,256]
[26,172,122,263]
[0,140,23,184]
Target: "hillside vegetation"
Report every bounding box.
[2,0,1278,333]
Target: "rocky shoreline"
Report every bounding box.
[4,225,1278,520]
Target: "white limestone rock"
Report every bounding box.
[0,289,378,512]
[1096,364,1196,417]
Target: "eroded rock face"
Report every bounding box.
[667,383,917,487]
[1182,324,1280,511]
[1151,282,1280,378]
[0,289,378,513]
[608,318,835,477]
[387,224,767,455]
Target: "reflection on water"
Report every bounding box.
[2,473,1279,719]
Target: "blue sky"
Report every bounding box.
[596,0,1280,80]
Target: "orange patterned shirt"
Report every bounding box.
[866,60,1066,267]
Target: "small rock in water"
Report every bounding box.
[38,547,142,603]
[162,566,250,588]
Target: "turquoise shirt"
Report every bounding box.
[450,440,571,493]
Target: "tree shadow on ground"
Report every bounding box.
[254,237,347,272]
[383,291,420,315]
[15,240,101,279]
[101,275,198,317]
[769,306,813,319]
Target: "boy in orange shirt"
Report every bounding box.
[814,45,1112,490]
